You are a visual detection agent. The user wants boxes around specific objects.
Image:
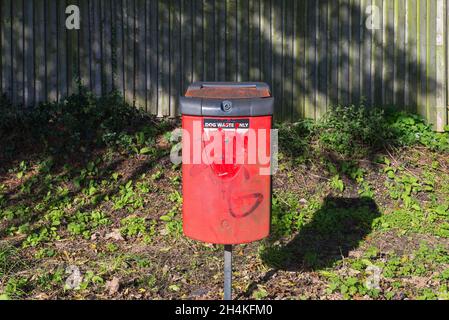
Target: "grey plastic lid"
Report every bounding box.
[180,82,274,117]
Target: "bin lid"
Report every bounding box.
[180,82,274,117]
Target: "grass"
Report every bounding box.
[1,93,449,299]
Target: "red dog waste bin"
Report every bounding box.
[180,82,274,244]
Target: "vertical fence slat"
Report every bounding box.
[328,0,339,107]
[34,0,45,103]
[272,0,282,117]
[2,0,13,101]
[361,0,372,105]
[225,0,236,81]
[394,0,406,106]
[102,0,112,95]
[123,0,134,105]
[281,0,292,120]
[417,0,427,118]
[260,0,271,88]
[170,0,181,116]
[89,0,100,95]
[66,0,79,96]
[192,0,203,82]
[78,0,90,91]
[135,0,146,109]
[338,0,349,106]
[148,0,158,113]
[435,0,447,131]
[215,0,226,81]
[292,0,304,118]
[237,0,249,81]
[316,0,328,119]
[203,0,215,81]
[303,0,316,119]
[249,0,260,81]
[158,0,170,116]
[406,0,418,112]
[23,0,34,107]
[371,0,383,107]
[56,1,67,99]
[12,0,24,106]
[349,0,360,105]
[426,0,436,127]
[113,0,124,94]
[46,0,57,101]
[382,0,393,105]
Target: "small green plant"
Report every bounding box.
[276,120,315,162]
[252,285,269,299]
[120,216,147,238]
[67,210,110,239]
[24,227,59,247]
[112,180,143,212]
[34,248,56,259]
[151,170,163,181]
[330,175,345,192]
[106,243,118,252]
[387,112,449,152]
[79,271,104,290]
[158,191,183,236]
[36,268,65,291]
[326,275,379,299]
[270,191,303,238]
[16,161,28,179]
[2,276,29,299]
[258,243,291,269]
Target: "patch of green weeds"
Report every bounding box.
[34,248,56,259]
[380,243,449,279]
[326,274,379,299]
[252,285,269,299]
[258,243,291,269]
[106,243,119,253]
[330,175,345,192]
[112,180,143,212]
[317,104,388,158]
[23,226,60,247]
[270,191,304,238]
[151,169,163,181]
[159,191,183,237]
[36,268,65,291]
[136,274,158,291]
[387,112,449,152]
[67,210,110,239]
[320,244,449,300]
[1,276,30,299]
[276,120,315,163]
[120,216,147,238]
[79,271,104,291]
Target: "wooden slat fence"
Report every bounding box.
[0,0,448,130]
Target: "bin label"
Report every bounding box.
[203,118,249,129]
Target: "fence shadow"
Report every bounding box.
[0,0,444,125]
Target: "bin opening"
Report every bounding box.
[185,82,271,99]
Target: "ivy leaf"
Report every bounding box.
[139,147,153,155]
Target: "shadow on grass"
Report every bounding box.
[0,90,177,241]
[244,196,380,298]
